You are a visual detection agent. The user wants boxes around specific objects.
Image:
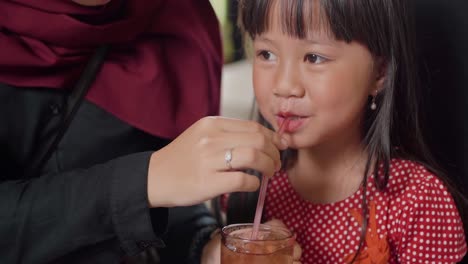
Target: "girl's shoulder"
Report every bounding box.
[384,158,449,199]
[379,158,464,236]
[378,159,467,262]
[382,158,463,234]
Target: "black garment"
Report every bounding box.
[0,83,217,263]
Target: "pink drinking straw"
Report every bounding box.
[251,118,290,239]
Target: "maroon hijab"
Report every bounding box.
[0,0,222,139]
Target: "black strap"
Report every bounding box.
[27,45,109,178]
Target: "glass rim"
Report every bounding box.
[221,223,295,242]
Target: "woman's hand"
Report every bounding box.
[265,219,303,264]
[147,116,288,208]
[201,219,302,264]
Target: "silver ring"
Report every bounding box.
[224,148,233,170]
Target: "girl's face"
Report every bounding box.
[253,11,383,150]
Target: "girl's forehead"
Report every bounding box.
[260,0,333,40]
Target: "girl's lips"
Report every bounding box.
[276,115,307,133]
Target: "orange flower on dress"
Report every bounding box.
[343,201,390,264]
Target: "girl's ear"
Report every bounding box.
[372,57,388,95]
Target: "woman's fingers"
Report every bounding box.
[293,242,302,262]
[201,117,288,150]
[220,147,277,177]
[223,131,282,168]
[196,127,283,174]
[214,171,261,193]
[264,219,287,227]
[204,116,265,133]
[214,132,281,174]
[147,116,288,208]
[264,219,302,262]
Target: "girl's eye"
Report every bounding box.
[257,50,277,61]
[304,53,327,64]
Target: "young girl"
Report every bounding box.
[207,0,467,263]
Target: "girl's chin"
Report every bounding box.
[282,135,311,150]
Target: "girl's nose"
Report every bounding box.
[272,63,305,98]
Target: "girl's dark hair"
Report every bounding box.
[212,0,467,261]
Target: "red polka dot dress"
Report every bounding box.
[263,159,467,263]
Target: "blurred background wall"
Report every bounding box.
[210,0,254,120]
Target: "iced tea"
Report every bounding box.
[221,223,294,264]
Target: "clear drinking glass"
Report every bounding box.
[221,223,295,264]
